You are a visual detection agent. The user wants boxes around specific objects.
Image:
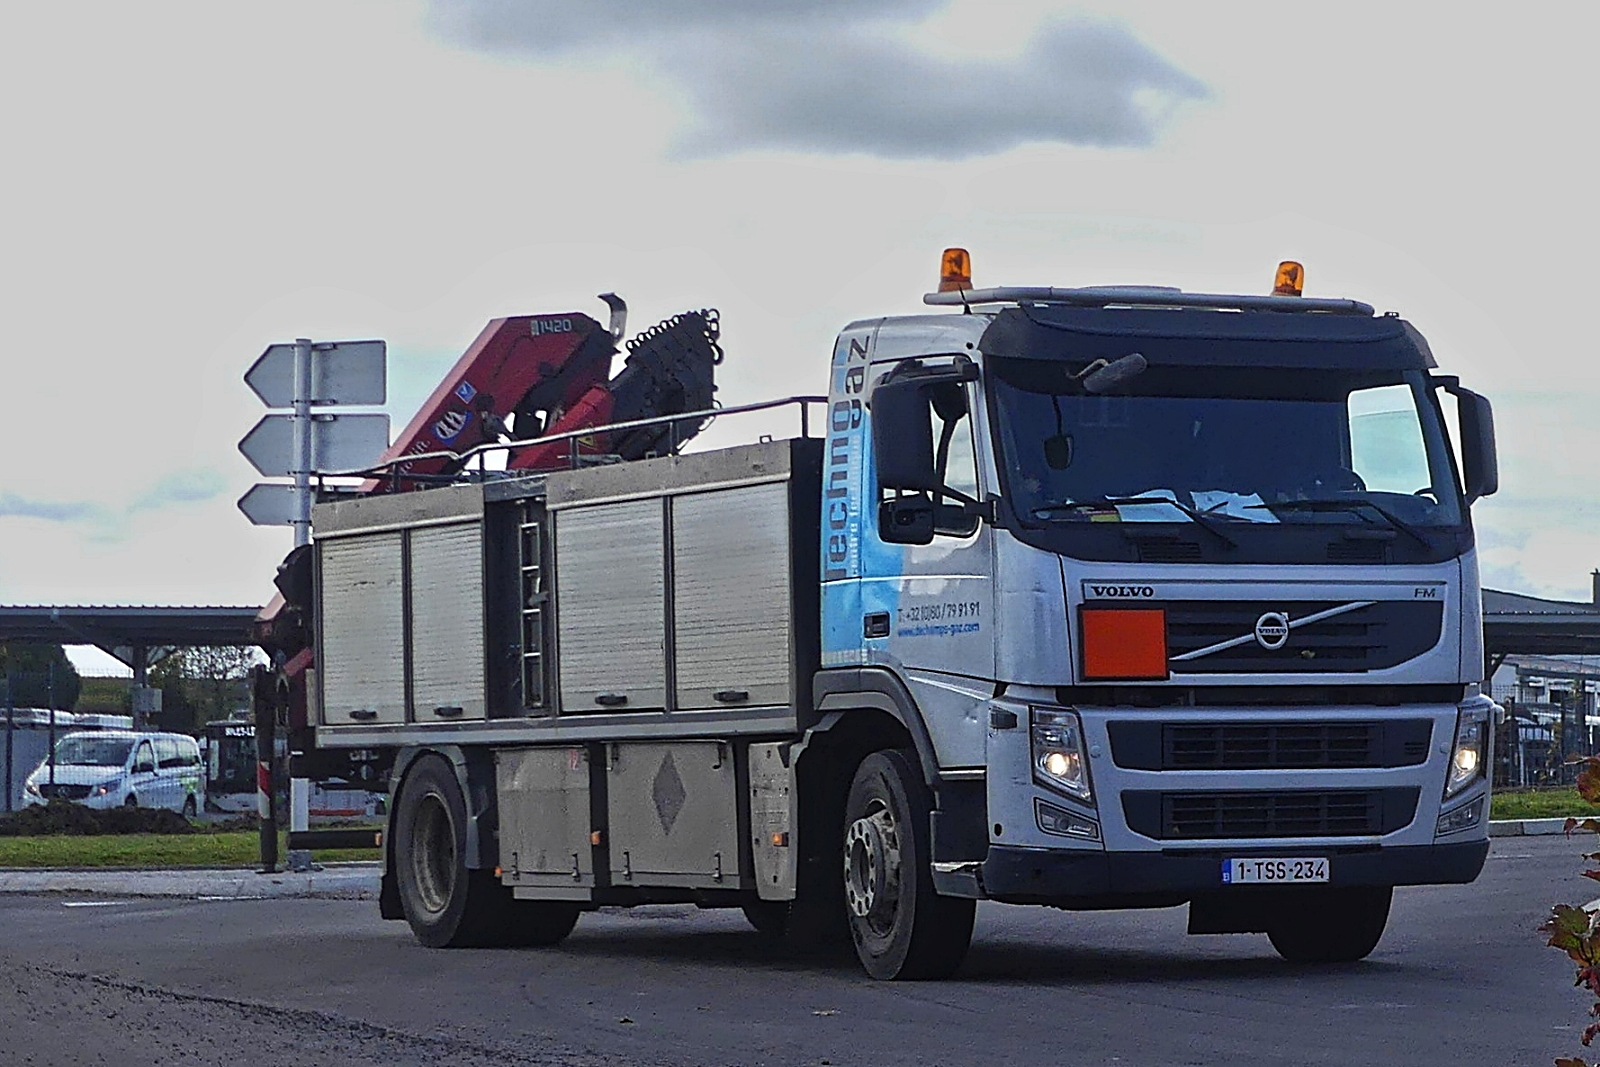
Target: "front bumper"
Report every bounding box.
[980,838,1489,905]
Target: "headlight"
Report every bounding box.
[1031,707,1092,802]
[93,780,117,797]
[23,780,40,796]
[1444,703,1490,800]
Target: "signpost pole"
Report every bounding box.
[292,338,314,549]
[47,661,55,787]
[4,674,13,813]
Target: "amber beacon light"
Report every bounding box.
[939,247,973,292]
[1273,260,1305,296]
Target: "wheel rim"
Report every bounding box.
[844,800,902,938]
[409,791,457,915]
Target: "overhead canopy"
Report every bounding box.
[0,605,263,675]
[1483,589,1600,660]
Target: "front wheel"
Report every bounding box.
[842,750,974,980]
[1267,886,1392,963]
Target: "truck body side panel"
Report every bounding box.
[554,499,668,712]
[606,741,742,890]
[319,534,407,724]
[672,483,795,710]
[410,522,487,721]
[496,746,593,894]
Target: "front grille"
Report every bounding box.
[1163,600,1444,673]
[39,783,91,800]
[1327,540,1388,564]
[1123,788,1419,839]
[1107,719,1432,770]
[1135,539,1202,563]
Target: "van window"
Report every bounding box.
[135,742,155,772]
[156,737,183,769]
[182,739,201,767]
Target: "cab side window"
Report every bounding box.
[135,742,155,772]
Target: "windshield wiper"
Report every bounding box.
[1033,497,1239,549]
[1245,498,1432,550]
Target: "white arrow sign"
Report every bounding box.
[246,339,387,408]
[238,413,391,478]
[237,484,302,527]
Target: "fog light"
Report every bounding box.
[1036,798,1099,839]
[1436,796,1485,836]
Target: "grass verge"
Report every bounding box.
[1491,788,1599,822]
[0,831,376,869]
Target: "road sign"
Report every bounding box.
[237,484,302,527]
[238,413,391,478]
[245,339,387,408]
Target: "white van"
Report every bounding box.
[21,731,203,816]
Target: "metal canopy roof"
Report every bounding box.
[1483,589,1600,659]
[0,605,263,668]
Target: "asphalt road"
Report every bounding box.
[0,835,1589,1067]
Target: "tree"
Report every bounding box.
[0,642,82,710]
[148,646,259,733]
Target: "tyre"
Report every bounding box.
[741,899,791,938]
[842,750,974,980]
[182,795,198,819]
[1267,886,1392,963]
[393,754,524,948]
[503,900,581,947]
[124,794,138,808]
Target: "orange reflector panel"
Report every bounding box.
[1081,608,1169,680]
[494,866,504,877]
[770,832,790,848]
[1273,260,1305,296]
[590,830,604,846]
[939,247,973,292]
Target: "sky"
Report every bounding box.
[1,1,1596,673]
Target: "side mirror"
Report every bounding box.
[879,494,935,545]
[871,378,938,492]
[1450,386,1498,502]
[136,760,154,775]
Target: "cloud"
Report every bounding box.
[0,492,102,523]
[432,0,943,53]
[128,468,227,513]
[429,2,1206,158]
[0,468,225,542]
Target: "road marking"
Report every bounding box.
[62,901,128,908]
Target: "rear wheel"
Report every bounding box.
[182,795,197,819]
[1267,886,1392,963]
[394,754,578,948]
[842,750,974,980]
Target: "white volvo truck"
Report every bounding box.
[304,256,1498,979]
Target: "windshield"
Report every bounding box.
[989,360,1464,528]
[51,736,134,768]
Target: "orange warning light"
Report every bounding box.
[939,247,973,292]
[1273,260,1305,296]
[1081,608,1169,680]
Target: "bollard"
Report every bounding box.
[253,667,278,873]
[287,777,313,872]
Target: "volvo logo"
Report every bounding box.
[1254,612,1290,650]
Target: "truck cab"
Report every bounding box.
[817,269,1495,968]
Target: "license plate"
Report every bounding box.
[1222,857,1329,884]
